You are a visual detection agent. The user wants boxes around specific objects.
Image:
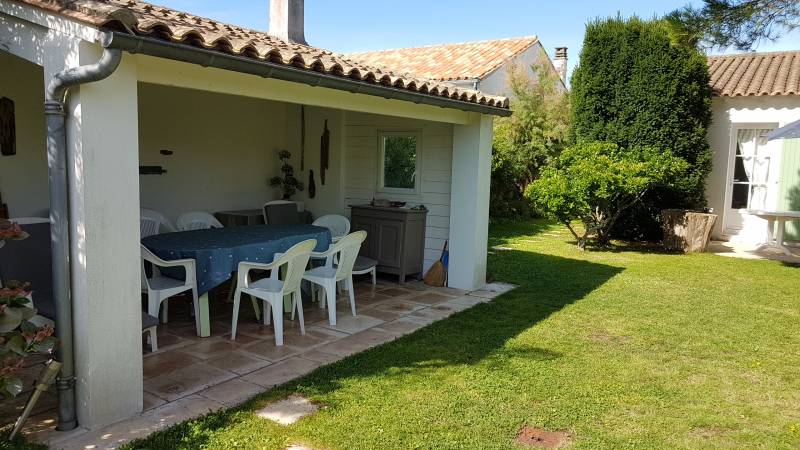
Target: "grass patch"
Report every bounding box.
[14,220,800,449]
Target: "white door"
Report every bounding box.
[723,127,780,237]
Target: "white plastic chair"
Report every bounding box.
[303,231,367,326]
[262,200,300,225]
[140,208,177,238]
[312,215,351,242]
[141,245,200,333]
[351,256,377,286]
[230,239,317,345]
[177,211,224,231]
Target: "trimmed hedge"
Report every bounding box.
[570,16,713,240]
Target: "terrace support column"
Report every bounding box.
[60,44,142,430]
[448,113,493,291]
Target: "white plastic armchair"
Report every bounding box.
[312,215,351,242]
[177,211,224,231]
[140,245,200,333]
[140,208,177,238]
[303,231,367,326]
[231,239,317,345]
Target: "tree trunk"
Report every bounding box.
[661,209,717,253]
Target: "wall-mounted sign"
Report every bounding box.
[0,97,15,156]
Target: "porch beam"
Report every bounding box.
[108,32,507,125]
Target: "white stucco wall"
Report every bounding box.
[0,51,49,218]
[343,112,454,271]
[137,83,294,221]
[707,95,800,241]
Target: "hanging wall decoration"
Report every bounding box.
[0,97,16,156]
[320,119,330,185]
[308,169,317,199]
[300,105,306,171]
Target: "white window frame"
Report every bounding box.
[376,130,423,195]
[722,122,780,233]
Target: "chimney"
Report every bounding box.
[269,0,307,45]
[553,47,568,83]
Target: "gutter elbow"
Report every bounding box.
[46,46,123,103]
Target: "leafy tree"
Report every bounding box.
[668,0,800,50]
[383,136,417,189]
[491,52,570,218]
[529,142,688,250]
[570,16,713,240]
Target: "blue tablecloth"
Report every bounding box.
[141,224,331,295]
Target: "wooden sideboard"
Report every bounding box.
[350,205,427,283]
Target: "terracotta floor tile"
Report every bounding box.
[143,351,201,379]
[350,329,396,348]
[280,330,327,350]
[377,287,413,298]
[446,295,489,309]
[200,378,264,407]
[144,363,236,401]
[372,300,426,314]
[205,351,273,375]
[143,391,167,411]
[375,318,428,336]
[242,340,301,362]
[316,329,394,356]
[360,308,404,322]
[179,338,243,360]
[242,356,321,387]
[299,350,343,365]
[408,292,453,305]
[150,332,192,352]
[318,314,384,334]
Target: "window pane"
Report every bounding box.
[731,184,748,209]
[751,157,770,184]
[383,135,417,189]
[733,156,750,182]
[750,185,767,209]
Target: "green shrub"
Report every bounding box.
[570,16,713,240]
[491,51,570,219]
[529,142,688,249]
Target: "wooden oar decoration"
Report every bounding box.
[320,119,329,185]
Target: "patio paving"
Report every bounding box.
[708,240,800,263]
[8,278,517,449]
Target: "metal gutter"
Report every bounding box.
[104,32,512,117]
[44,33,122,431]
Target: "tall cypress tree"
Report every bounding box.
[571,16,713,240]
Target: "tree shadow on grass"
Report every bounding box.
[122,250,622,449]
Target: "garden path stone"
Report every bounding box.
[256,394,318,425]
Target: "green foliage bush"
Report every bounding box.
[529,142,688,249]
[491,52,570,219]
[570,16,713,240]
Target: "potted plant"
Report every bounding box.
[269,150,304,200]
[0,219,57,399]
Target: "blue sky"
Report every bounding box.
[157,0,800,79]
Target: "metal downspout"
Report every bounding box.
[44,34,122,431]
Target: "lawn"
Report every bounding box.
[21,220,800,449]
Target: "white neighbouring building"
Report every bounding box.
[705,51,800,243]
[348,36,568,98]
[0,0,509,432]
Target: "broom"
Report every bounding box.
[424,240,448,287]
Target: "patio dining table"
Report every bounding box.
[747,210,800,256]
[142,224,331,337]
